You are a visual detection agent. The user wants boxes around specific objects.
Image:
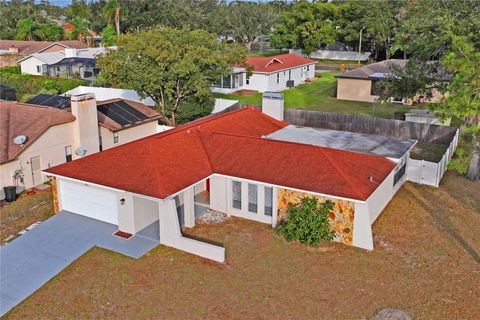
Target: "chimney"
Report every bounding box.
[64,48,77,58]
[70,93,100,159]
[8,46,18,54]
[262,92,284,121]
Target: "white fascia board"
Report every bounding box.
[46,170,366,206]
[44,172,164,203]
[253,62,317,75]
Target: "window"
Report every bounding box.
[113,132,119,144]
[65,145,72,162]
[57,66,60,72]
[36,65,41,73]
[248,184,258,213]
[371,79,384,96]
[276,73,279,84]
[288,70,292,80]
[264,187,273,216]
[232,181,242,209]
[246,73,250,85]
[307,65,310,72]
[393,157,407,186]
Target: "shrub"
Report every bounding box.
[275,197,335,246]
[0,73,87,95]
[0,66,21,74]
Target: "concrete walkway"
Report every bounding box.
[0,211,159,316]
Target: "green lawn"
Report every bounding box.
[213,72,412,119]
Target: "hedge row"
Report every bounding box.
[0,72,87,95]
[0,65,21,74]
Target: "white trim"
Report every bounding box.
[213,173,365,204]
[252,62,317,75]
[44,172,164,203]
[46,171,366,205]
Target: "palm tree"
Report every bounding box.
[69,17,91,43]
[104,0,121,36]
[15,19,38,41]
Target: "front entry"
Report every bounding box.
[30,156,42,186]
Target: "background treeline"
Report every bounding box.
[1,0,478,61]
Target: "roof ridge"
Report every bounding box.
[317,148,364,200]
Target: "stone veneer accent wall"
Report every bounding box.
[277,189,355,245]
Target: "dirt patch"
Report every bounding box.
[4,172,480,319]
[0,189,54,244]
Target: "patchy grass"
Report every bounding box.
[213,72,412,119]
[4,172,480,319]
[0,190,54,244]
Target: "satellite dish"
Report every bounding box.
[13,135,27,145]
[75,146,88,157]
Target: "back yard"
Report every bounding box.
[213,72,413,119]
[3,171,479,319]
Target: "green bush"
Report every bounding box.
[0,66,21,74]
[275,197,335,246]
[0,73,87,95]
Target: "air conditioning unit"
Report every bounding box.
[286,80,294,88]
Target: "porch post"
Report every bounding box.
[184,186,195,228]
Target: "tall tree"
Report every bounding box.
[103,0,121,35]
[14,18,38,41]
[220,1,279,50]
[68,17,91,42]
[96,27,247,126]
[435,37,480,181]
[335,0,403,60]
[270,0,337,56]
[392,0,480,59]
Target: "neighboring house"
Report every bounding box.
[0,40,87,67]
[63,86,156,107]
[0,94,161,196]
[212,53,316,93]
[44,93,411,263]
[18,46,115,83]
[336,59,448,104]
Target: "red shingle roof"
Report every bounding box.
[45,108,396,201]
[246,53,316,73]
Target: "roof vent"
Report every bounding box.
[75,146,88,157]
[369,176,374,182]
[13,135,27,145]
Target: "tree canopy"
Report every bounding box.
[270,0,337,56]
[96,27,247,126]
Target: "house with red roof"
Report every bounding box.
[213,53,316,93]
[0,94,162,195]
[43,93,412,263]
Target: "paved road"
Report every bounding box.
[0,211,159,316]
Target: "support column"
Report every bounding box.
[117,193,135,234]
[271,187,279,227]
[183,187,195,228]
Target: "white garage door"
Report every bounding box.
[59,179,118,225]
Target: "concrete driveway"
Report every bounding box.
[0,211,159,316]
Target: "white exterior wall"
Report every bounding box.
[100,121,158,150]
[243,63,316,92]
[20,57,44,75]
[132,196,159,232]
[0,122,75,191]
[353,170,396,250]
[158,199,225,262]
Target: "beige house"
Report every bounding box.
[336,59,447,104]
[0,94,161,198]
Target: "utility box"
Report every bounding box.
[262,92,284,121]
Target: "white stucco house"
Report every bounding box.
[18,46,115,83]
[0,94,162,197]
[212,53,316,93]
[44,93,413,263]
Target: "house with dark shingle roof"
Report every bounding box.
[43,94,413,263]
[0,94,162,195]
[213,53,316,93]
[336,59,448,104]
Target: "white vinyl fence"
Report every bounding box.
[407,129,460,187]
